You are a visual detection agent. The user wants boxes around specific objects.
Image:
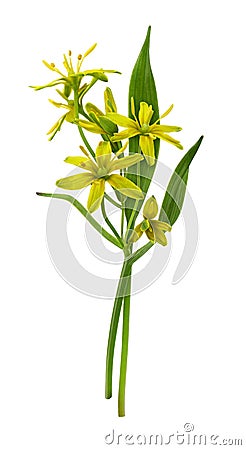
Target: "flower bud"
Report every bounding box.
[143,196,158,220]
[104,88,117,113]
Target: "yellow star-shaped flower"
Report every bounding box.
[107,98,183,166]
[31,46,120,92]
[129,196,171,246]
[56,141,144,213]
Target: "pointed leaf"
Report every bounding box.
[125,26,159,223]
[159,136,204,225]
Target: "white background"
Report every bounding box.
[1,0,246,448]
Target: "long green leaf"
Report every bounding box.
[125,26,159,223]
[159,136,204,225]
[36,192,123,249]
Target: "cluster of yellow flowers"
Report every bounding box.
[32,44,183,247]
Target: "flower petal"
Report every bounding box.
[109,154,143,172]
[143,196,158,219]
[95,141,112,170]
[85,102,104,117]
[48,99,71,110]
[107,113,138,129]
[128,223,143,243]
[151,124,182,133]
[77,119,105,134]
[139,102,154,126]
[83,43,97,58]
[111,129,139,142]
[56,173,95,190]
[151,131,183,149]
[151,220,172,233]
[153,228,168,246]
[107,174,143,200]
[139,135,155,166]
[64,156,98,174]
[149,220,170,246]
[145,227,155,242]
[160,104,174,118]
[104,87,117,113]
[87,178,105,212]
[64,156,88,167]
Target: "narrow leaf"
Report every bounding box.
[159,136,204,225]
[36,192,123,249]
[125,26,159,224]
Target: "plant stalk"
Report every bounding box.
[105,259,132,399]
[118,269,132,417]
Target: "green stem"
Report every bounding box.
[129,241,153,265]
[104,193,122,209]
[36,192,123,249]
[73,84,95,158]
[77,126,95,158]
[105,260,132,399]
[125,199,139,241]
[121,206,125,238]
[118,267,132,417]
[101,198,123,247]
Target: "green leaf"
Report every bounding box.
[125,26,159,224]
[159,136,204,226]
[36,192,123,249]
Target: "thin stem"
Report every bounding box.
[77,126,95,158]
[36,192,123,249]
[73,84,95,158]
[129,241,153,266]
[125,199,139,241]
[105,260,132,399]
[118,267,132,417]
[104,193,122,209]
[121,206,125,238]
[101,198,123,247]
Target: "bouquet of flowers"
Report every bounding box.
[32,26,203,416]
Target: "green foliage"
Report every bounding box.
[159,136,204,225]
[125,26,159,223]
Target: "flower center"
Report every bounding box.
[97,168,108,178]
[140,123,150,134]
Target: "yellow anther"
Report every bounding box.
[79,145,90,158]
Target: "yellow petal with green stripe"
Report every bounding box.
[56,173,95,190]
[95,141,112,170]
[64,156,88,167]
[138,102,154,126]
[107,113,137,129]
[151,219,172,233]
[87,179,105,212]
[109,154,143,172]
[107,174,143,200]
[111,128,139,142]
[139,135,155,166]
[78,119,105,134]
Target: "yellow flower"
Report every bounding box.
[45,99,75,141]
[84,88,118,135]
[129,196,171,246]
[107,98,183,166]
[31,46,120,91]
[56,142,144,213]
